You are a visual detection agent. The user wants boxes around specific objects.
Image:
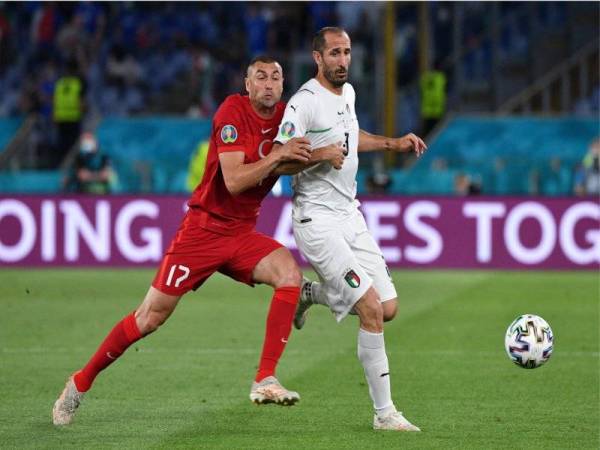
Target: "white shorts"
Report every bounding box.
[293,208,397,322]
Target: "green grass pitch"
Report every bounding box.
[1,269,598,449]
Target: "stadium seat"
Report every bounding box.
[0,170,62,193]
[0,118,23,154]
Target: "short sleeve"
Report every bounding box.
[214,105,247,154]
[275,90,315,145]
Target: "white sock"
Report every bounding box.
[310,281,329,306]
[357,328,396,416]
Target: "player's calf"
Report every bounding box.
[135,287,181,335]
[382,299,398,322]
[294,277,315,330]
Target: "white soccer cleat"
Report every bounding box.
[294,277,314,330]
[373,411,421,432]
[250,376,300,406]
[52,376,85,426]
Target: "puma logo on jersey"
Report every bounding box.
[337,111,344,115]
[290,105,298,112]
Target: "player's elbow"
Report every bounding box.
[223,176,244,196]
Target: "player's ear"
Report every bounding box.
[244,77,251,94]
[312,50,322,67]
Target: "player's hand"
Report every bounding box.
[321,142,345,170]
[275,137,312,163]
[393,133,427,157]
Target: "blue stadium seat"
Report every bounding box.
[0,118,23,153]
[0,170,62,193]
[96,117,211,193]
[402,117,599,195]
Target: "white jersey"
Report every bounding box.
[275,78,360,219]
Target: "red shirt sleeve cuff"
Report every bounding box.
[217,145,246,154]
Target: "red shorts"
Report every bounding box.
[152,211,283,296]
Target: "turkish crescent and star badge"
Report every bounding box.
[221,124,238,143]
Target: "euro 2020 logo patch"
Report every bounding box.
[221,124,238,144]
[344,269,360,288]
[280,121,295,139]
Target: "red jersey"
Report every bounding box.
[188,94,285,235]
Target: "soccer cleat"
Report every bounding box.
[293,277,314,330]
[52,376,85,426]
[373,411,421,432]
[250,376,300,406]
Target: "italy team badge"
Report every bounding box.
[344,269,360,288]
[221,125,238,143]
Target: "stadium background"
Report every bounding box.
[0,2,598,449]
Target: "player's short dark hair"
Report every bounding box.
[312,27,348,54]
[246,55,280,77]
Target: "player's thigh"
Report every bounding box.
[351,223,398,304]
[220,231,298,288]
[152,214,232,296]
[251,246,302,288]
[350,220,399,320]
[294,220,372,321]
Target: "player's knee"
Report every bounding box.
[356,289,383,332]
[383,299,398,322]
[274,261,302,288]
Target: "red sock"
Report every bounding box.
[255,286,300,382]
[73,312,142,392]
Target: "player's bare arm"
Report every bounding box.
[357,130,427,157]
[273,142,345,175]
[219,138,311,196]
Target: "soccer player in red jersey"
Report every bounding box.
[52,56,345,426]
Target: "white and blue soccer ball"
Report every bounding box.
[505,314,554,369]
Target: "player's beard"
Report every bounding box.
[324,65,348,88]
[258,93,278,109]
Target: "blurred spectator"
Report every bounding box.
[245,5,268,56]
[420,66,447,137]
[64,132,113,194]
[573,163,587,196]
[492,157,511,194]
[454,173,481,196]
[582,138,600,195]
[106,44,142,92]
[30,2,61,59]
[186,46,215,117]
[38,59,59,120]
[75,1,106,39]
[186,139,209,192]
[52,58,86,168]
[366,172,391,194]
[56,12,88,66]
[308,2,338,34]
[431,156,448,172]
[541,157,571,196]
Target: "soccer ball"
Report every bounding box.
[504,314,554,369]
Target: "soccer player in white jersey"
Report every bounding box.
[273,27,427,431]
